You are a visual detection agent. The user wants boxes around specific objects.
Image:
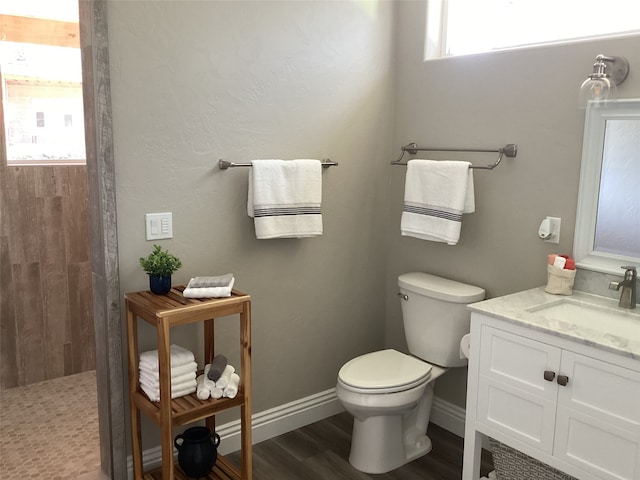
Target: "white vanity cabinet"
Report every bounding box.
[463,312,640,480]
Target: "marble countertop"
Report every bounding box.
[468,287,640,360]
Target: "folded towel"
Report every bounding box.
[206,355,228,382]
[401,160,474,245]
[139,370,197,390]
[140,375,196,394]
[140,379,197,402]
[183,277,235,298]
[189,275,234,289]
[223,373,240,399]
[139,345,195,372]
[215,364,236,390]
[139,361,197,380]
[196,374,211,401]
[247,159,323,239]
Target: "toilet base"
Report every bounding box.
[347,384,434,474]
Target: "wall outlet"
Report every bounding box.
[145,212,173,240]
[544,216,561,244]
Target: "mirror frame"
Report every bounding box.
[574,98,640,275]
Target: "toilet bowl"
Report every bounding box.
[336,273,485,474]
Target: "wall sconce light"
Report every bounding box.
[579,54,630,108]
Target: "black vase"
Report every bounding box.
[149,275,171,295]
[174,427,220,478]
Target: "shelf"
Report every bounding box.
[131,388,245,426]
[126,286,252,480]
[143,455,241,479]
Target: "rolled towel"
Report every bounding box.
[189,274,234,289]
[211,386,224,399]
[196,374,211,401]
[215,364,235,390]
[223,373,240,399]
[202,364,217,391]
[139,345,195,372]
[139,361,197,379]
[206,355,228,382]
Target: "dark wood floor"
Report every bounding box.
[227,411,494,479]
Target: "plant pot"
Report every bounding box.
[174,427,220,478]
[149,275,171,295]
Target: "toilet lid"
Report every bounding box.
[338,349,432,393]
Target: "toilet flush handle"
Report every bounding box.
[397,292,409,301]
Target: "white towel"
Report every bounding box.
[139,370,197,390]
[139,361,197,379]
[139,345,195,372]
[400,160,475,245]
[202,364,217,391]
[247,159,323,239]
[140,375,196,393]
[140,378,197,402]
[183,276,235,298]
[196,374,211,400]
[223,373,240,399]
[211,386,224,399]
[215,364,236,389]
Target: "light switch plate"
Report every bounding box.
[145,212,173,240]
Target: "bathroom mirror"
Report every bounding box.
[574,98,640,274]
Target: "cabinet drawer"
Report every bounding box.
[479,326,560,400]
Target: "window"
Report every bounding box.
[426,0,640,59]
[0,0,85,166]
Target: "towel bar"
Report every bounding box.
[219,159,338,170]
[391,143,517,170]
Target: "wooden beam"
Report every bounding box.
[0,14,79,48]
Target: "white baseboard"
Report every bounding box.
[127,389,466,478]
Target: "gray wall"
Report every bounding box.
[107,0,640,449]
[386,1,640,407]
[107,0,395,439]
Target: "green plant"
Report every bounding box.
[139,244,182,277]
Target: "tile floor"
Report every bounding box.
[0,370,103,479]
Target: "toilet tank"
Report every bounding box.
[398,272,485,368]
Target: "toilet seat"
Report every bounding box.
[338,349,432,394]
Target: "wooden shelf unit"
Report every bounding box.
[125,286,252,480]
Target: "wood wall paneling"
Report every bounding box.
[0,163,95,389]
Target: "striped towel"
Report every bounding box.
[400,159,474,245]
[247,159,323,239]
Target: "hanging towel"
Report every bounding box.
[401,160,475,245]
[247,159,323,239]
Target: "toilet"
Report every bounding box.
[336,272,485,474]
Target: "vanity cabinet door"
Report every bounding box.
[476,326,560,453]
[554,351,640,480]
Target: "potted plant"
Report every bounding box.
[139,244,182,294]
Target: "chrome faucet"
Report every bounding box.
[609,266,637,309]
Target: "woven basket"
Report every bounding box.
[489,438,577,480]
